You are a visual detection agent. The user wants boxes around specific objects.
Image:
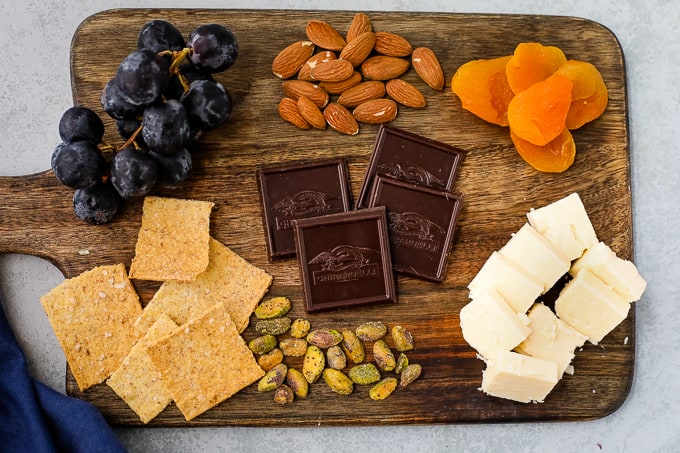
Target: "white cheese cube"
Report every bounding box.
[498,223,570,293]
[570,241,646,302]
[515,303,587,377]
[459,290,531,360]
[468,251,543,314]
[527,193,599,261]
[555,269,630,344]
[481,350,559,403]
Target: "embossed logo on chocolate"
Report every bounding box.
[378,162,445,189]
[309,245,380,285]
[388,211,445,254]
[272,190,338,231]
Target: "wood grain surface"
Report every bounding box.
[0,9,634,426]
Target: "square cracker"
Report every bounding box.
[40,264,142,391]
[146,303,265,421]
[129,196,214,282]
[135,237,272,335]
[107,314,178,424]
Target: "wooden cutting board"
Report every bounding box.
[0,9,634,426]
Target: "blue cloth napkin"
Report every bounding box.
[0,301,127,453]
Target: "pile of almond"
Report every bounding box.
[272,13,445,135]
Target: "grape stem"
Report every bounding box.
[160,48,193,92]
[120,123,144,150]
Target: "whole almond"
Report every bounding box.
[386,78,427,108]
[310,59,355,82]
[278,98,311,129]
[298,51,337,81]
[324,103,359,135]
[297,96,327,129]
[374,31,413,57]
[412,47,445,91]
[281,80,329,108]
[319,71,362,94]
[339,31,376,67]
[361,56,410,81]
[306,20,346,52]
[272,40,315,79]
[346,13,372,43]
[353,98,398,124]
[337,81,386,108]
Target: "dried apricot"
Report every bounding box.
[452,42,607,173]
[565,87,608,130]
[554,60,609,129]
[555,60,598,99]
[507,73,573,146]
[451,55,514,126]
[510,128,576,173]
[505,42,567,94]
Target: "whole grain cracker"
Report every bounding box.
[129,196,214,282]
[146,303,265,421]
[106,314,178,424]
[135,237,273,334]
[39,264,142,391]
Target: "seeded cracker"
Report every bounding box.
[39,264,142,391]
[129,196,214,282]
[106,314,178,424]
[135,237,273,334]
[146,303,265,421]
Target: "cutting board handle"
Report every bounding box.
[0,172,73,264]
[0,171,135,277]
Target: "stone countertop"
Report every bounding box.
[0,1,677,452]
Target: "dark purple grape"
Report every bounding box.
[180,79,232,130]
[50,142,66,170]
[101,78,142,120]
[110,147,158,198]
[115,49,170,106]
[116,118,141,138]
[186,129,204,149]
[164,65,214,100]
[137,20,186,52]
[51,140,107,189]
[59,106,105,144]
[187,24,238,73]
[73,181,120,224]
[149,148,192,188]
[142,99,190,155]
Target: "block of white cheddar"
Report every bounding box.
[555,269,630,344]
[468,251,543,314]
[527,193,599,261]
[515,303,587,377]
[498,223,570,293]
[459,290,530,360]
[481,350,559,403]
[570,241,646,302]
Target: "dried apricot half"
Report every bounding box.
[510,128,576,173]
[506,42,567,94]
[555,60,609,129]
[451,55,514,126]
[507,73,573,146]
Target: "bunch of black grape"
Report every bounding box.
[51,20,237,224]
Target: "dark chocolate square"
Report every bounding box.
[368,176,464,282]
[293,207,397,312]
[356,125,466,209]
[257,158,352,260]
